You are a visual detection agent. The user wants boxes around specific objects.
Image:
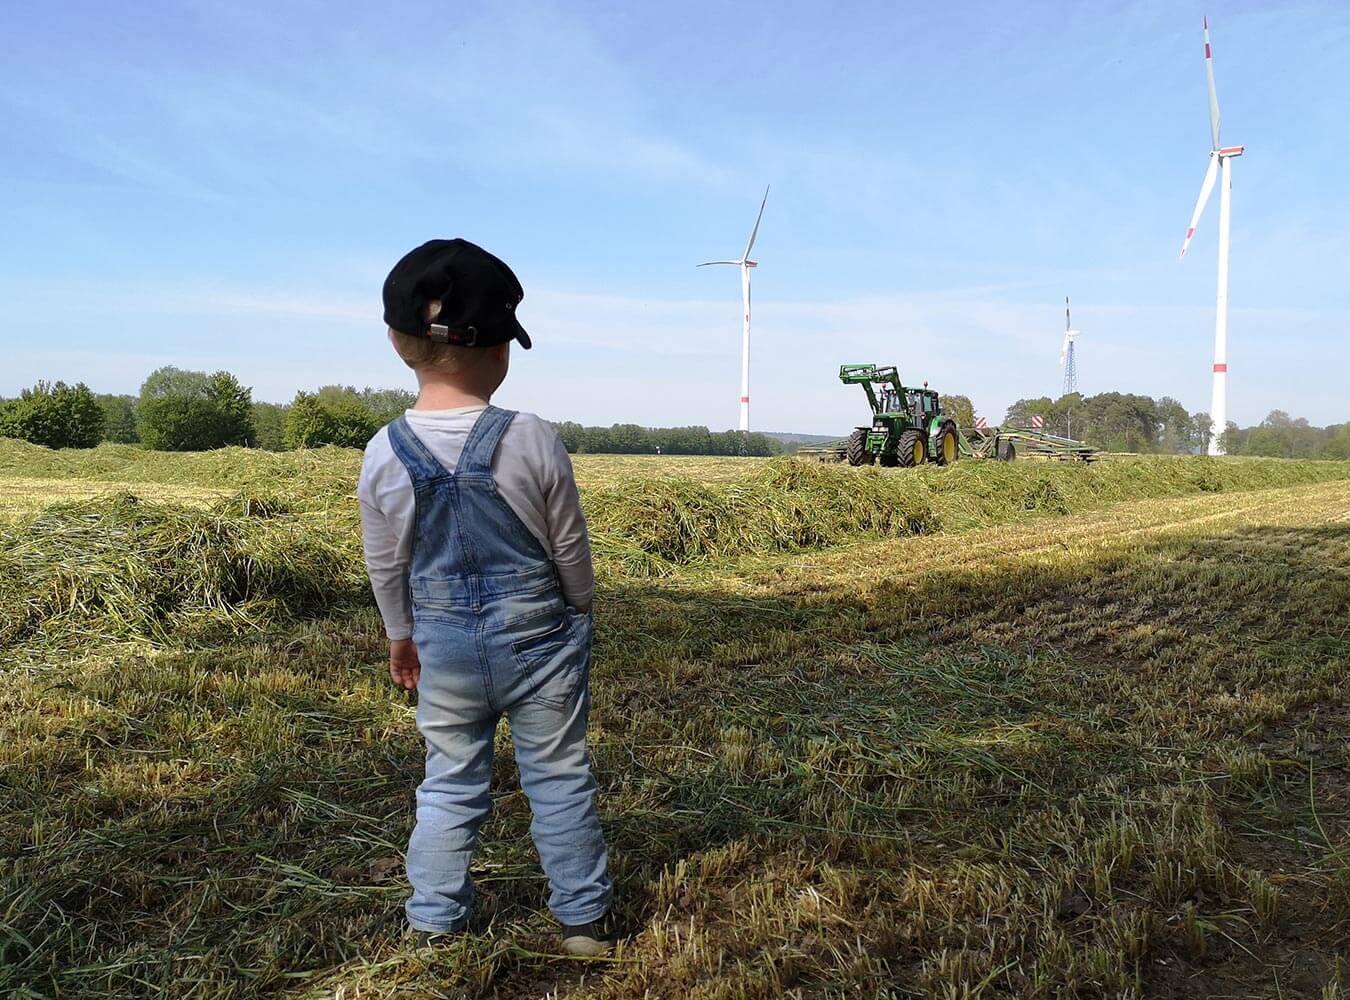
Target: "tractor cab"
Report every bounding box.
[905,388,941,425]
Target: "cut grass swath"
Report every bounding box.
[1,443,1348,997]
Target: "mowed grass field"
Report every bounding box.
[2,440,1349,998]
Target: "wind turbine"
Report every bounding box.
[1059,296,1080,397]
[1179,16,1244,455]
[699,185,769,437]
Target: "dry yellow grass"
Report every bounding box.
[567,454,762,488]
[0,476,224,519]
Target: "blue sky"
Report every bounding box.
[1,0,1346,433]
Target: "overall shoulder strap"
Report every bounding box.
[385,415,451,483]
[457,406,516,477]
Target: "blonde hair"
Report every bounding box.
[389,328,491,375]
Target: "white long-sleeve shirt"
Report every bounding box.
[358,406,594,640]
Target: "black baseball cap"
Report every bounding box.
[382,238,531,349]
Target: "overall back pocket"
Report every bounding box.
[510,615,586,710]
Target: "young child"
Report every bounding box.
[358,239,614,955]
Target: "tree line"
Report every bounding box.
[2,370,1345,458]
[1000,392,1350,459]
[0,371,419,451]
[554,422,782,456]
[1003,392,1212,453]
[0,369,781,456]
[1218,410,1350,460]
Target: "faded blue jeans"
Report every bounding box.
[385,409,611,933]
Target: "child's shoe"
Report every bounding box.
[412,928,462,949]
[561,911,617,956]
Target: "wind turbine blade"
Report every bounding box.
[742,185,769,260]
[698,260,742,267]
[1179,153,1219,259]
[1065,296,1071,333]
[1203,16,1221,149]
[1059,331,1070,368]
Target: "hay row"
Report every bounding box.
[0,492,365,649]
[0,438,363,494]
[584,456,1350,570]
[3,452,1348,647]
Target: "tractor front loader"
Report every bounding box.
[838,364,959,468]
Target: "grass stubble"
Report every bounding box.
[1,439,1348,998]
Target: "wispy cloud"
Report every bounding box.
[0,2,731,201]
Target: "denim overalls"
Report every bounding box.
[386,407,611,933]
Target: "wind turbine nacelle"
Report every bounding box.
[744,260,758,268]
[1217,145,1245,157]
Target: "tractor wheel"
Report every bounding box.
[997,438,1017,462]
[897,429,926,467]
[846,428,873,466]
[933,421,959,466]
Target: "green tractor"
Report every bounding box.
[839,363,960,468]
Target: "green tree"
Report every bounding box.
[940,394,976,429]
[96,393,140,444]
[1217,412,1350,459]
[1192,412,1214,454]
[652,426,713,455]
[137,367,255,451]
[208,371,254,445]
[1004,392,1201,452]
[548,421,781,456]
[582,426,612,454]
[554,421,584,453]
[1052,392,1084,439]
[1003,397,1055,429]
[285,391,380,449]
[743,432,782,457]
[1325,423,1350,459]
[1076,393,1160,452]
[1156,396,1195,454]
[251,402,290,450]
[0,381,104,448]
[359,387,417,424]
[607,423,647,454]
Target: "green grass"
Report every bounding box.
[2,442,1349,998]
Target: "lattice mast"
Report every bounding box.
[1059,296,1080,397]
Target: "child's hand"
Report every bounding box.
[388,639,420,690]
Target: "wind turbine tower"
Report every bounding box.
[699,186,769,436]
[1059,296,1080,397]
[1179,16,1244,455]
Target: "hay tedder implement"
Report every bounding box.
[797,363,1098,465]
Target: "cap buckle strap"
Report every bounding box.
[427,324,479,346]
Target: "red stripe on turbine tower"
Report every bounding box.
[740,396,750,403]
[1213,363,1227,372]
